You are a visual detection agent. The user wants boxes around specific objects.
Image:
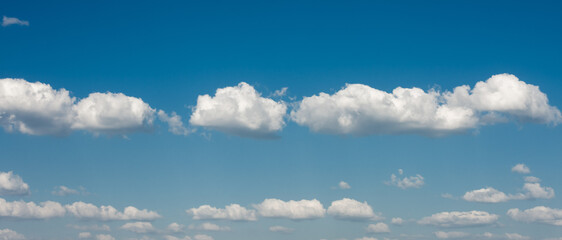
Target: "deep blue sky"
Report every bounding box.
[1,1,562,240]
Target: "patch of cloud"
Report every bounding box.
[254,198,325,220]
[67,224,110,231]
[193,234,213,240]
[0,229,26,240]
[188,223,230,232]
[507,206,562,226]
[355,237,378,240]
[366,223,390,233]
[2,16,29,27]
[52,186,84,196]
[157,110,190,136]
[524,176,541,183]
[291,74,561,136]
[441,193,455,199]
[463,182,554,203]
[95,234,115,240]
[164,236,191,240]
[272,87,288,97]
[120,222,155,234]
[385,169,424,189]
[65,202,160,221]
[391,217,404,225]
[505,233,531,240]
[186,204,257,221]
[512,164,530,174]
[189,82,287,138]
[462,187,510,203]
[0,171,29,196]
[269,225,294,233]
[0,198,65,219]
[78,232,92,239]
[434,231,469,239]
[418,210,499,227]
[327,198,381,221]
[166,223,184,233]
[338,181,351,189]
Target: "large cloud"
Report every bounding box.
[327,198,381,220]
[189,82,287,138]
[0,198,65,219]
[254,198,325,220]
[418,210,499,227]
[507,206,562,226]
[0,78,155,136]
[291,74,561,136]
[0,171,29,196]
[186,204,257,221]
[65,202,160,221]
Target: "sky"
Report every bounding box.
[1,1,562,240]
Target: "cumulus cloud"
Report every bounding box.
[189,82,287,138]
[193,234,213,240]
[166,223,184,233]
[95,234,115,240]
[269,225,294,233]
[512,164,531,174]
[120,222,155,233]
[505,233,531,240]
[186,204,257,221]
[0,171,29,196]
[78,232,92,239]
[462,187,510,203]
[157,110,190,135]
[327,198,381,220]
[0,198,65,219]
[291,74,561,136]
[507,206,562,226]
[463,183,554,203]
[385,170,424,189]
[0,229,25,240]
[2,16,29,27]
[65,202,160,221]
[391,217,404,225]
[188,222,230,231]
[366,223,390,233]
[338,181,351,189]
[254,198,325,220]
[434,231,469,239]
[418,210,499,227]
[0,78,156,136]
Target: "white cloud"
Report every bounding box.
[188,222,230,231]
[0,229,25,240]
[269,225,294,233]
[254,198,325,220]
[366,223,390,233]
[187,204,257,221]
[0,198,65,219]
[507,206,562,226]
[52,186,79,196]
[167,222,184,233]
[434,231,469,239]
[391,217,404,225]
[189,82,287,138]
[65,202,160,221]
[385,170,424,189]
[120,222,155,233]
[0,171,29,196]
[157,110,190,135]
[327,198,381,220]
[272,87,288,97]
[355,237,378,240]
[441,193,455,199]
[505,233,531,240]
[418,210,499,227]
[78,232,92,239]
[164,236,192,240]
[2,16,29,27]
[462,187,509,203]
[67,224,110,231]
[0,78,156,136]
[338,181,351,189]
[519,182,555,199]
[95,234,115,240]
[512,164,530,174]
[193,234,213,240]
[291,74,561,136]
[524,176,541,183]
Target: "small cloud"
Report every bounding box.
[524,176,540,183]
[2,16,29,27]
[272,87,288,97]
[52,186,87,196]
[385,170,424,189]
[158,110,190,136]
[0,171,30,196]
[79,232,92,239]
[391,217,404,225]
[512,164,530,174]
[338,181,351,189]
[366,223,390,233]
[188,222,230,232]
[441,193,455,199]
[269,225,294,234]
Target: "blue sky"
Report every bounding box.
[1,1,562,240]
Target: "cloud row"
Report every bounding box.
[1,73,560,138]
[0,198,160,221]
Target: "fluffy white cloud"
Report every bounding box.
[157,110,190,135]
[189,82,287,138]
[120,222,155,233]
[366,223,390,233]
[520,182,555,199]
[65,202,160,221]
[0,78,156,136]
[418,210,499,227]
[167,222,184,233]
[193,234,213,240]
[338,181,351,189]
[188,223,230,231]
[186,204,257,221]
[2,16,29,27]
[385,170,424,189]
[269,226,294,233]
[291,74,561,136]
[434,231,469,239]
[507,206,562,226]
[78,232,92,239]
[0,229,25,240]
[391,217,404,225]
[327,198,381,220]
[95,234,115,240]
[462,187,509,203]
[0,171,29,196]
[254,198,325,220]
[0,198,65,219]
[512,164,531,174]
[505,233,531,240]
